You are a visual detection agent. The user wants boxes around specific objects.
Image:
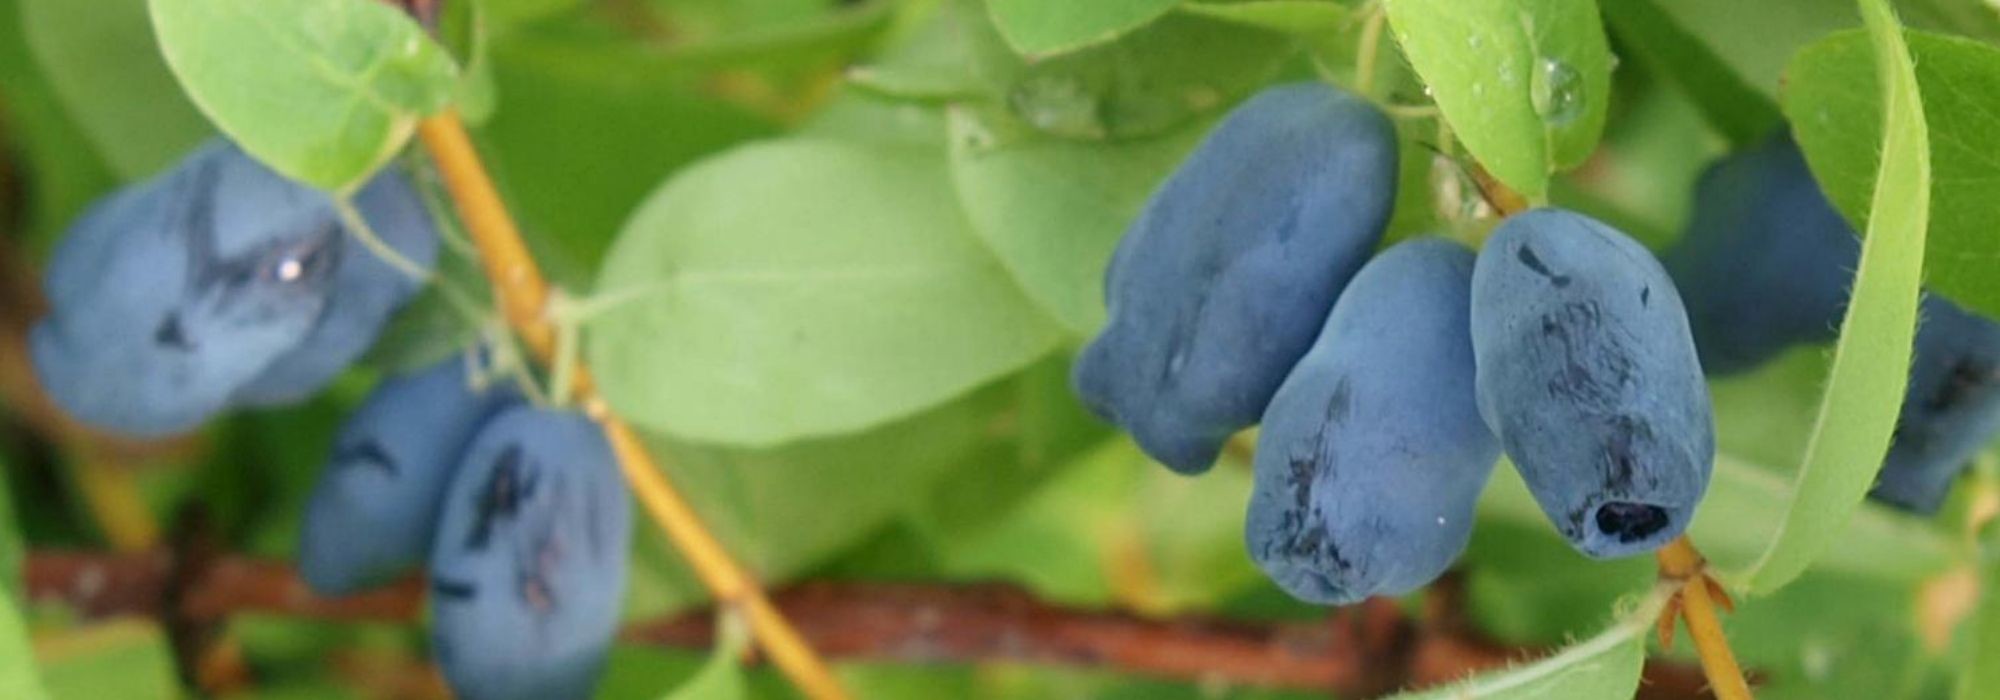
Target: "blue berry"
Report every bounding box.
[429,406,630,700]
[1662,133,1855,376]
[1073,82,1397,474]
[1472,209,1714,558]
[31,140,437,436]
[1247,238,1497,604]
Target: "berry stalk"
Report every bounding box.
[1657,537,1752,700]
[414,113,850,700]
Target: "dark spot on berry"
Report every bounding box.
[1925,355,1997,413]
[432,577,478,602]
[1517,245,1571,287]
[464,446,537,552]
[1594,502,1669,543]
[153,313,193,351]
[332,438,397,476]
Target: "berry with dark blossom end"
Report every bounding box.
[1471,208,1714,559]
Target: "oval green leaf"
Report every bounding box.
[1385,0,1612,197]
[1783,28,2000,320]
[588,139,1063,446]
[149,0,460,191]
[946,107,1208,335]
[20,0,210,179]
[987,0,1184,57]
[1724,0,1929,595]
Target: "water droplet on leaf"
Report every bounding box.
[1530,58,1583,127]
[1008,77,1106,139]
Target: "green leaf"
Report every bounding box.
[1724,0,1929,595]
[987,0,1183,57]
[589,139,1062,445]
[36,621,178,700]
[0,601,47,700]
[1177,0,1348,34]
[946,107,1209,335]
[19,0,211,179]
[1385,0,1612,197]
[1784,28,2000,319]
[661,613,749,700]
[149,0,460,191]
[1389,583,1671,699]
[1599,0,1781,148]
[967,6,1297,141]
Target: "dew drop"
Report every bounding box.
[1008,76,1106,139]
[1530,58,1584,127]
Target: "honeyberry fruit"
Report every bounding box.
[1246,238,1497,605]
[1662,133,1855,376]
[31,140,436,437]
[1073,82,1397,475]
[34,142,342,436]
[1471,208,1714,559]
[429,406,630,700]
[298,352,517,595]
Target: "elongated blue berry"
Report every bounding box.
[32,143,342,435]
[1662,133,1855,375]
[430,406,630,700]
[1472,209,1714,558]
[1247,238,1496,604]
[1073,82,1397,474]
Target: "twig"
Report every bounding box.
[412,113,849,700]
[1657,536,1754,699]
[21,550,1716,697]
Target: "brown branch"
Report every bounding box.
[23,550,1715,698]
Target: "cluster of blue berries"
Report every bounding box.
[31,141,632,700]
[1078,83,1998,606]
[303,354,630,700]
